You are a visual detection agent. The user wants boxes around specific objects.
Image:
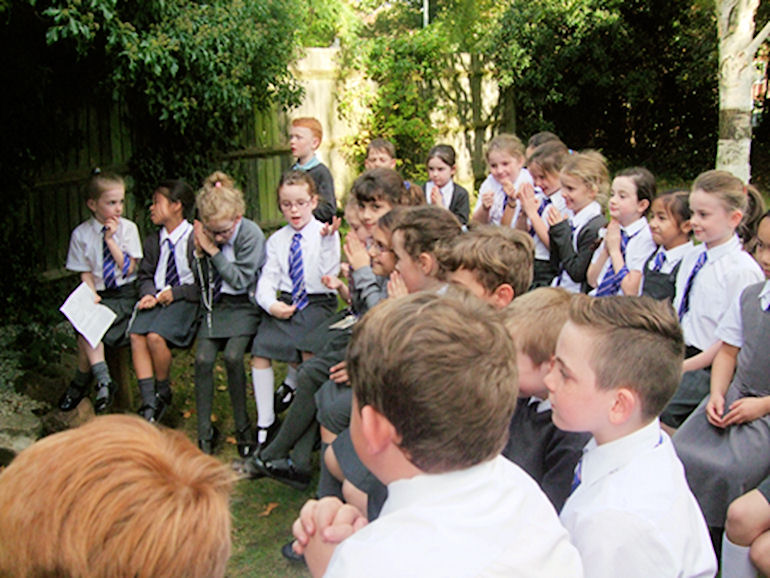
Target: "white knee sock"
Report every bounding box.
[722,532,758,578]
[252,367,275,432]
[284,365,298,390]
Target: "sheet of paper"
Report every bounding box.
[59,282,117,349]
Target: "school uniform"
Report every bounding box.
[674,281,770,528]
[661,236,763,427]
[473,169,534,227]
[560,419,717,578]
[129,220,200,348]
[66,216,143,347]
[549,201,606,293]
[640,241,693,301]
[294,156,336,224]
[589,216,656,297]
[325,455,583,577]
[502,397,591,512]
[192,218,265,443]
[529,190,568,288]
[424,180,470,225]
[252,218,340,363]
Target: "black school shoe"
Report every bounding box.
[154,391,172,422]
[58,382,89,411]
[256,418,281,452]
[249,455,311,491]
[281,540,305,564]
[236,425,257,458]
[273,382,295,414]
[94,382,115,414]
[138,402,157,423]
[198,425,220,455]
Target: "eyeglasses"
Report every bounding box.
[205,221,237,237]
[280,199,311,210]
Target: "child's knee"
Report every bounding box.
[146,332,167,350]
[726,490,770,546]
[222,349,244,370]
[250,356,270,370]
[195,350,216,372]
[750,532,770,573]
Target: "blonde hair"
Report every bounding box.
[197,171,246,222]
[292,117,323,142]
[560,150,610,208]
[503,287,572,366]
[0,415,234,578]
[568,294,684,419]
[527,140,569,178]
[348,292,518,473]
[86,170,124,201]
[485,133,526,161]
[436,225,534,297]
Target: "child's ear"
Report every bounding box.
[86,198,97,213]
[312,137,321,151]
[418,252,437,276]
[491,283,515,308]
[638,199,650,215]
[310,194,319,210]
[608,387,639,426]
[681,219,693,235]
[729,209,744,230]
[360,405,398,455]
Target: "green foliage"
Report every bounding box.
[299,0,358,47]
[490,0,719,176]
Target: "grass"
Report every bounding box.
[152,348,314,577]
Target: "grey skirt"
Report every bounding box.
[198,294,260,340]
[129,299,200,349]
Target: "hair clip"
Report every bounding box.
[214,181,222,188]
[92,167,102,176]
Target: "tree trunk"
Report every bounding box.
[716,0,770,182]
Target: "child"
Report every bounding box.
[437,225,534,308]
[293,292,583,577]
[661,170,764,429]
[129,180,198,423]
[513,140,570,288]
[501,288,591,512]
[548,150,609,293]
[471,133,533,227]
[290,117,336,224]
[673,211,770,537]
[525,130,562,159]
[0,415,234,578]
[58,170,142,413]
[363,138,423,203]
[723,476,770,577]
[424,144,470,225]
[547,295,717,577]
[192,172,266,457]
[354,167,424,238]
[641,190,693,301]
[587,167,656,297]
[251,170,340,447]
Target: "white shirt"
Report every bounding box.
[325,455,583,578]
[473,169,534,227]
[424,180,455,209]
[560,420,716,578]
[529,190,569,261]
[589,216,656,296]
[66,217,143,291]
[673,235,763,350]
[154,220,194,291]
[552,200,603,293]
[716,279,770,347]
[644,241,693,275]
[256,218,340,311]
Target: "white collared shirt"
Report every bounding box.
[716,279,770,347]
[473,169,534,227]
[256,218,340,311]
[326,455,583,577]
[673,235,763,350]
[154,220,194,291]
[560,420,716,578]
[645,240,694,275]
[531,189,570,260]
[424,180,455,209]
[66,217,143,291]
[589,216,656,296]
[552,200,603,292]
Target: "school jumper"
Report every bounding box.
[549,200,606,293]
[325,455,583,577]
[294,156,336,224]
[674,281,770,528]
[193,218,265,445]
[640,241,693,301]
[589,216,656,297]
[661,236,763,427]
[560,419,717,578]
[129,220,200,348]
[424,180,470,225]
[66,216,143,346]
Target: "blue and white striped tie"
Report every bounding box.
[165,238,179,287]
[102,226,118,289]
[289,233,308,310]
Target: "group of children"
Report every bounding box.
[55,116,770,575]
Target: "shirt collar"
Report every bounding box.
[659,240,693,262]
[293,155,321,171]
[759,279,770,310]
[705,234,741,262]
[571,201,602,229]
[621,216,648,236]
[222,219,243,249]
[89,216,107,233]
[161,219,192,246]
[580,418,664,488]
[527,395,552,413]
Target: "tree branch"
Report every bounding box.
[748,20,770,56]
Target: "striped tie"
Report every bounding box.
[570,458,583,494]
[652,250,666,272]
[165,238,179,287]
[678,251,707,320]
[102,226,118,289]
[594,230,633,297]
[289,233,308,310]
[529,197,552,236]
